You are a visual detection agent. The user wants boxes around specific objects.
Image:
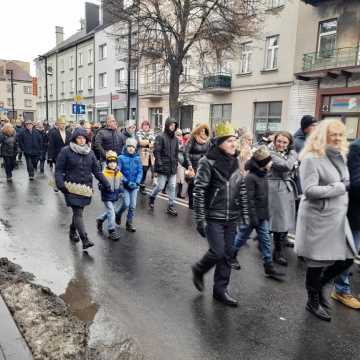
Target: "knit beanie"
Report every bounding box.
[126,119,136,129]
[126,137,138,148]
[106,150,118,163]
[253,145,272,167]
[301,115,317,131]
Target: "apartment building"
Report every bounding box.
[94,21,138,125]
[295,0,360,140]
[35,2,100,124]
[0,60,36,120]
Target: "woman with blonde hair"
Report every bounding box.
[295,119,357,322]
[0,123,18,181]
[238,130,253,176]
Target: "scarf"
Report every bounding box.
[325,146,348,180]
[207,146,239,179]
[194,134,208,145]
[70,142,91,155]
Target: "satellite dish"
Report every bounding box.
[47,66,53,76]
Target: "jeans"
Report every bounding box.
[151,174,176,206]
[97,200,122,231]
[24,154,39,177]
[233,220,272,265]
[194,222,237,295]
[117,188,138,221]
[3,156,16,178]
[334,230,360,294]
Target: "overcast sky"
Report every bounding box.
[0,0,100,75]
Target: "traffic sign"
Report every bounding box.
[74,95,82,103]
[72,103,86,115]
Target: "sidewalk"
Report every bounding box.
[0,294,33,360]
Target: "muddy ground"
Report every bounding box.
[0,258,144,360]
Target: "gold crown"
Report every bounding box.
[64,182,93,197]
[215,121,236,139]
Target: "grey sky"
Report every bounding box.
[0,0,100,75]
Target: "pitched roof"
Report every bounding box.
[0,60,32,82]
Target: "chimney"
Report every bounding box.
[80,18,86,30]
[85,2,100,33]
[101,0,113,26]
[55,26,64,45]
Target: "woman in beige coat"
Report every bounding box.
[295,119,356,322]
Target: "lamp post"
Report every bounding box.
[126,20,132,121]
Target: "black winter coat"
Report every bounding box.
[193,146,249,223]
[244,158,270,226]
[18,129,43,157]
[0,134,17,157]
[48,127,71,162]
[184,138,210,170]
[55,144,109,208]
[348,138,360,230]
[154,119,179,175]
[94,128,123,161]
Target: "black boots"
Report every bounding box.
[306,289,331,322]
[148,196,155,210]
[96,219,104,232]
[167,205,178,216]
[273,232,288,266]
[69,225,80,243]
[191,265,205,292]
[81,234,94,250]
[213,291,238,307]
[230,251,241,271]
[115,213,122,225]
[264,263,285,280]
[126,220,136,232]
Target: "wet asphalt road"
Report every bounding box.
[1,165,360,360]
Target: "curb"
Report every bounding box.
[0,294,33,360]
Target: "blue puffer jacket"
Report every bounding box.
[55,128,110,207]
[118,149,143,190]
[18,128,43,156]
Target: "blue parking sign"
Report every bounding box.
[72,104,86,115]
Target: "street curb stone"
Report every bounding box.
[0,294,33,360]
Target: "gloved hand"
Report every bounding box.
[196,221,207,238]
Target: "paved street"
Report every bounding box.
[0,166,360,360]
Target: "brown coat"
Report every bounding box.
[137,129,155,166]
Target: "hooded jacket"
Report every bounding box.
[293,128,306,154]
[154,118,179,175]
[118,147,143,189]
[94,127,123,161]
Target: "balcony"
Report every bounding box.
[115,81,137,94]
[140,83,162,100]
[302,47,360,72]
[203,73,231,93]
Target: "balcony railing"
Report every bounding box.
[203,73,232,92]
[115,80,137,94]
[140,83,162,99]
[303,47,360,72]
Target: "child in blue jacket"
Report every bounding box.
[96,151,123,241]
[116,137,143,232]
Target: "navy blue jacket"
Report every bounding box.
[47,127,71,162]
[94,128,123,161]
[293,128,306,154]
[18,128,43,157]
[348,138,360,231]
[55,129,110,207]
[118,149,143,190]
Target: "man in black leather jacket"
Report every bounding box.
[191,122,249,307]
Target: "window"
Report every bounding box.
[69,55,74,69]
[7,98,12,107]
[267,0,285,9]
[99,44,107,60]
[69,79,75,93]
[78,77,84,92]
[88,75,94,90]
[130,68,137,90]
[60,58,65,72]
[149,108,163,130]
[99,72,107,89]
[254,101,282,138]
[38,86,42,97]
[183,56,191,82]
[163,65,170,84]
[115,68,126,87]
[24,99,32,108]
[6,84,11,93]
[115,30,127,57]
[264,35,279,70]
[318,19,337,57]
[60,103,65,115]
[49,83,53,96]
[144,64,150,86]
[24,86,32,94]
[210,104,232,127]
[240,42,252,74]
[88,48,94,64]
[78,52,83,67]
[61,81,65,94]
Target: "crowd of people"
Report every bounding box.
[0,112,359,322]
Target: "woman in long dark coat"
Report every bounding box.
[55,128,110,250]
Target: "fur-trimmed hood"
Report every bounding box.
[192,123,210,138]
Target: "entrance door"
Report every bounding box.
[180,106,194,130]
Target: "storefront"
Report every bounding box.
[316,87,360,140]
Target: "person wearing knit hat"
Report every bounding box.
[115,135,143,232]
[96,150,123,241]
[293,115,318,154]
[191,121,249,307]
[231,145,285,280]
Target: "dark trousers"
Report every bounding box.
[195,221,237,295]
[306,259,354,293]
[71,206,86,238]
[3,156,16,178]
[25,155,39,177]
[187,179,194,209]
